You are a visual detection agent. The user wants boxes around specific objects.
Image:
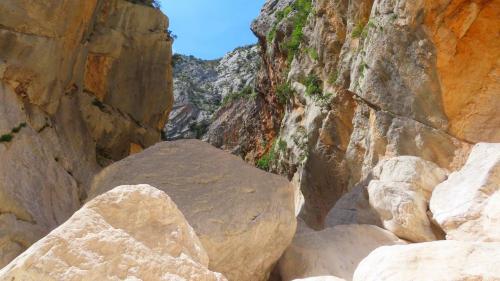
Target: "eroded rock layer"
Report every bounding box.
[218,0,499,229]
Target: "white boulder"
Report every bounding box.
[0,185,226,281]
[353,240,500,281]
[279,224,405,281]
[368,156,447,241]
[430,143,500,241]
[89,140,297,281]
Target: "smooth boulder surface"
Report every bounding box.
[353,241,500,281]
[430,143,500,241]
[89,140,297,281]
[0,185,226,281]
[368,156,447,242]
[279,224,405,281]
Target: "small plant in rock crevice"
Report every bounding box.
[0,134,13,143]
[257,139,279,171]
[304,74,322,97]
[276,81,294,105]
[0,122,27,143]
[328,70,339,85]
[307,48,319,61]
[352,22,365,38]
[281,0,313,63]
[221,86,256,106]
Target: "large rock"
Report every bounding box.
[89,140,297,281]
[430,143,500,241]
[367,156,448,242]
[0,185,226,280]
[278,224,405,281]
[0,0,173,266]
[353,241,500,281]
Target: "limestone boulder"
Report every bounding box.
[89,140,297,281]
[367,156,447,242]
[353,241,500,281]
[430,143,500,241]
[0,185,226,280]
[279,224,405,281]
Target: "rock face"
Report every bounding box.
[89,140,297,281]
[368,156,448,242]
[279,224,405,281]
[0,0,173,267]
[215,0,499,230]
[325,184,381,228]
[0,185,226,280]
[166,45,260,140]
[430,143,500,241]
[353,241,500,281]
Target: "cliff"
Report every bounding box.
[216,0,499,228]
[0,0,173,267]
[165,45,260,141]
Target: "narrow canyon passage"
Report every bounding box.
[0,0,499,280]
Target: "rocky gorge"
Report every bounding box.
[0,0,499,281]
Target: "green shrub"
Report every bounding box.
[189,123,209,139]
[304,74,322,96]
[0,134,13,143]
[221,86,255,106]
[276,81,294,105]
[256,140,278,171]
[11,122,27,133]
[267,25,278,42]
[328,71,339,85]
[1,122,28,143]
[282,0,313,63]
[307,48,319,61]
[277,139,287,152]
[267,4,296,43]
[352,22,365,38]
[358,61,369,77]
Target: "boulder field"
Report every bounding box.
[0,0,499,280]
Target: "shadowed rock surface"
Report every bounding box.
[0,0,173,266]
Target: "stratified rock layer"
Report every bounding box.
[89,140,297,281]
[0,0,173,266]
[430,143,500,241]
[353,241,500,281]
[0,185,226,281]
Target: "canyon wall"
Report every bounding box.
[218,0,499,228]
[165,45,260,141]
[0,0,173,267]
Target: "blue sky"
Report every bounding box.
[159,0,266,60]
